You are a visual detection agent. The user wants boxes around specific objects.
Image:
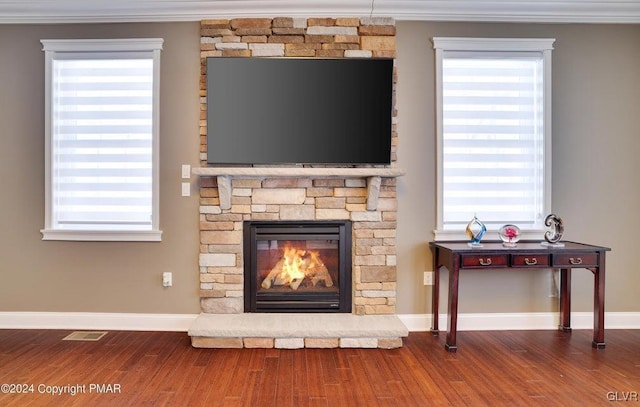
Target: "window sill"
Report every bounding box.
[41,229,163,242]
[433,229,545,242]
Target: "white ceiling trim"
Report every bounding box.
[0,0,639,24]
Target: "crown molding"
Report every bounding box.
[0,0,639,24]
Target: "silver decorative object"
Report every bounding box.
[544,214,564,244]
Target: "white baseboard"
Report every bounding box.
[0,312,199,332]
[398,312,640,332]
[1,311,639,332]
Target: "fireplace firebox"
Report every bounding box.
[244,220,352,313]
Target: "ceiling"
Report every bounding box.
[1,0,639,24]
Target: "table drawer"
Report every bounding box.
[461,254,508,268]
[511,254,550,267]
[552,253,599,267]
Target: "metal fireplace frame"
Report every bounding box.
[243,220,352,313]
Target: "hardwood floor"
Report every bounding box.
[1,329,639,406]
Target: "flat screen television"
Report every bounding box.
[206,57,393,165]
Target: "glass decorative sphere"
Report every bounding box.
[498,224,521,247]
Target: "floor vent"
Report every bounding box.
[62,331,108,341]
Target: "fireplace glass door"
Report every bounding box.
[244,221,352,313]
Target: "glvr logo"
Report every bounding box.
[606,392,638,401]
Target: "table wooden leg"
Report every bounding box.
[559,268,572,331]
[592,258,606,348]
[445,265,459,352]
[431,264,440,336]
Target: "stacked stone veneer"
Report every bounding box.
[198,17,399,318]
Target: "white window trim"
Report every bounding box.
[432,37,555,241]
[40,38,163,242]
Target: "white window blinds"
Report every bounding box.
[52,58,154,230]
[433,38,554,239]
[442,55,544,228]
[41,39,163,241]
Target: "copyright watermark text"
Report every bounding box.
[1,383,121,396]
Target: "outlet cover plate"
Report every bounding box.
[423,271,434,286]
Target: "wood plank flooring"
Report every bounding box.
[1,329,639,406]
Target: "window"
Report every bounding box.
[433,38,555,241]
[41,38,163,241]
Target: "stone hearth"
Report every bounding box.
[190,314,408,349]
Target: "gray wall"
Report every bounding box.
[395,21,640,314]
[0,22,202,313]
[1,20,639,316]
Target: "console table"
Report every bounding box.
[429,241,611,352]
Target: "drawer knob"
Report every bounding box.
[525,258,538,266]
[569,257,583,265]
[479,258,492,266]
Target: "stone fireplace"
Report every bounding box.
[188,17,408,348]
[196,172,401,316]
[244,220,352,313]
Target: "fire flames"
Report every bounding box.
[261,245,333,290]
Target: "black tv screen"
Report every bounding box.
[206,57,393,165]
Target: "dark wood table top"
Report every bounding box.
[430,241,611,253]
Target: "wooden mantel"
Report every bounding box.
[192,166,406,211]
